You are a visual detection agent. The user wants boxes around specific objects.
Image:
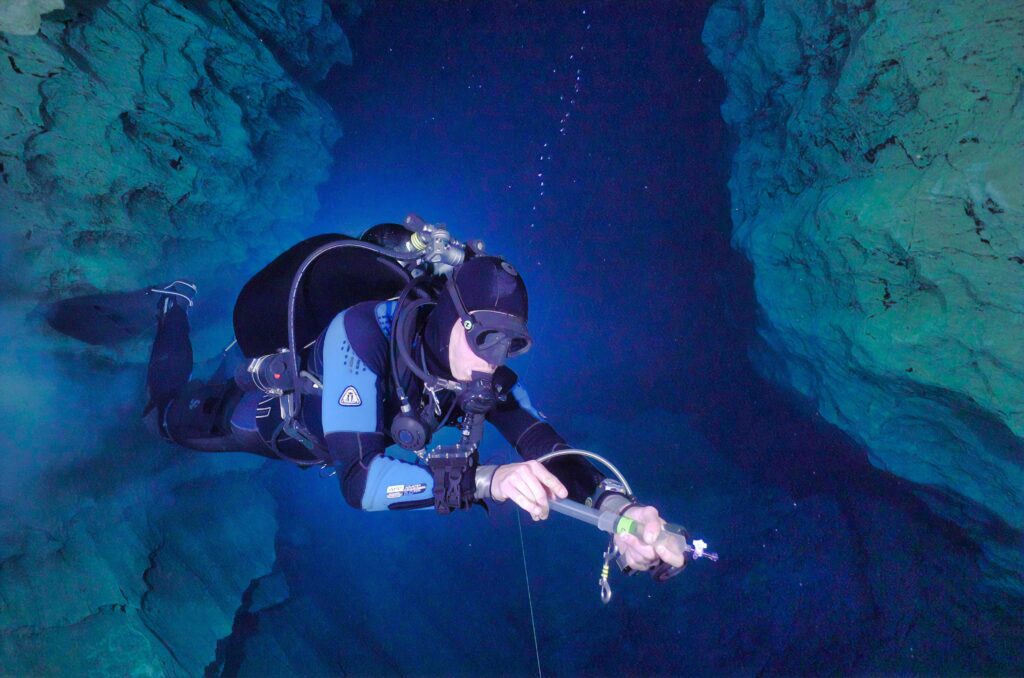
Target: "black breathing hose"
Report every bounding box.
[388,277,435,402]
[394,298,441,387]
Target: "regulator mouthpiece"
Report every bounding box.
[458,371,497,414]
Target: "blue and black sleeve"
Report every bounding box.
[486,369,604,502]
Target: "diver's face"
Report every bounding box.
[449,319,497,381]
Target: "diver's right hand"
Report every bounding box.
[491,461,568,521]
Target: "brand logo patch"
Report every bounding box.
[339,386,362,407]
[385,483,427,497]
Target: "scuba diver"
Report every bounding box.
[47,216,686,581]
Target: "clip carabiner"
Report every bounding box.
[598,538,617,604]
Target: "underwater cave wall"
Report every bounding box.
[0,0,347,318]
[0,1,353,673]
[703,0,1024,591]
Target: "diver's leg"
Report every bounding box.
[140,281,276,459]
[144,282,198,422]
[145,301,192,418]
[156,380,278,458]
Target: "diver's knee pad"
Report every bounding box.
[228,391,276,456]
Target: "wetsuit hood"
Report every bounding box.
[422,255,530,378]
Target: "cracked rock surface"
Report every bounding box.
[0,1,353,673]
[0,0,346,358]
[0,470,277,676]
[703,0,1024,592]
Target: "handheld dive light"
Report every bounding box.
[537,449,718,603]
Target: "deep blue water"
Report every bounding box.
[317,0,734,422]
[195,2,1021,676]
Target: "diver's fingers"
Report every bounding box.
[634,506,664,545]
[630,535,658,563]
[622,505,665,549]
[629,532,659,563]
[505,485,538,519]
[516,470,552,518]
[510,472,544,507]
[655,540,686,568]
[491,464,540,506]
[525,460,569,499]
[508,476,544,520]
[616,533,657,567]
[619,535,655,570]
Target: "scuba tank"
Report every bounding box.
[232,231,409,358]
[232,217,476,356]
[231,217,490,487]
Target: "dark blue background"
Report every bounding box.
[316,0,734,422]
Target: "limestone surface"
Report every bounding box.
[0,1,353,673]
[703,0,1024,590]
[0,0,64,36]
[0,0,345,356]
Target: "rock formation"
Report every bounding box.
[703,0,1024,591]
[0,0,347,334]
[0,1,353,672]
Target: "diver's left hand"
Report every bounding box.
[613,505,686,570]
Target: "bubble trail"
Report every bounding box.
[526,7,592,241]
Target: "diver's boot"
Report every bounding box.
[143,281,197,425]
[149,280,198,311]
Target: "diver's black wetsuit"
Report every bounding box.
[147,287,604,511]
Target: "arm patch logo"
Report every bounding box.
[339,386,362,406]
[385,483,427,499]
